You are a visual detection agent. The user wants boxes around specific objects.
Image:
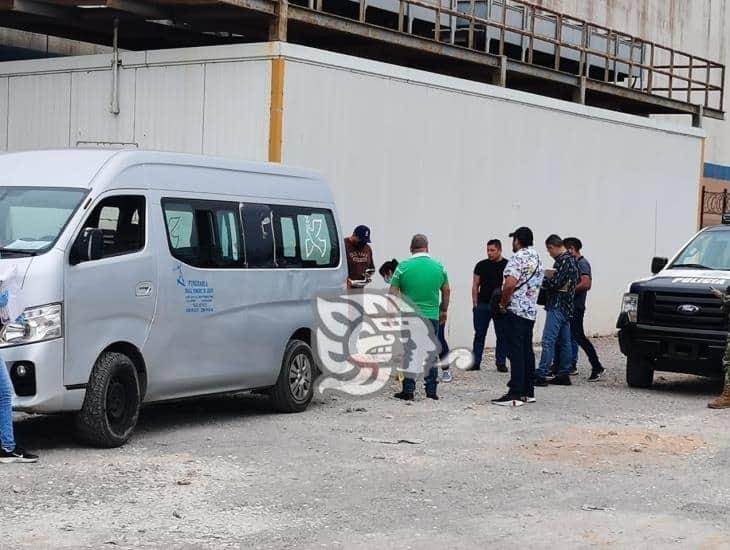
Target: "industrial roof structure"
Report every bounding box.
[0,0,724,125]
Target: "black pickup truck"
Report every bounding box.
[617,223,730,387]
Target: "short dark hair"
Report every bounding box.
[545,234,563,248]
[379,259,399,277]
[487,239,502,249]
[411,234,428,250]
[509,227,534,247]
[563,237,583,251]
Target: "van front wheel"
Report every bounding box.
[74,352,141,448]
[269,340,314,413]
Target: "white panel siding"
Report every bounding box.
[202,60,270,161]
[134,64,205,153]
[70,68,136,146]
[0,77,7,151]
[7,73,71,150]
[283,56,703,346]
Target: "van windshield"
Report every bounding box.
[0,187,88,256]
[670,229,730,271]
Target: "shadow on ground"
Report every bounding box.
[12,392,313,451]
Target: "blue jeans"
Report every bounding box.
[472,304,507,368]
[437,323,449,361]
[504,312,536,398]
[403,319,440,395]
[0,354,16,451]
[537,309,573,378]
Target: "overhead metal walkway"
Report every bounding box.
[0,0,724,124]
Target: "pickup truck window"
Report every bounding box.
[671,230,730,271]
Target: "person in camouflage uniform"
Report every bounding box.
[709,286,730,409]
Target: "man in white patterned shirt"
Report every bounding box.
[493,227,544,407]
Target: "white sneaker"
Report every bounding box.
[522,396,537,404]
[441,369,453,383]
[491,394,525,407]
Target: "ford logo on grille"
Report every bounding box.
[677,304,700,315]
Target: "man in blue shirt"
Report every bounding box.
[564,237,606,381]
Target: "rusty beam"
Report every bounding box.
[585,79,723,120]
[268,0,287,41]
[286,4,501,70]
[218,0,275,15]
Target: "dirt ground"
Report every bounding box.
[2,337,730,550]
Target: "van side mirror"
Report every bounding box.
[70,228,104,265]
[651,257,668,274]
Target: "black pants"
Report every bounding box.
[505,311,536,398]
[571,308,603,371]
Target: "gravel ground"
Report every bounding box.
[2,337,730,550]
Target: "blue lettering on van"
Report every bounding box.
[174,264,215,313]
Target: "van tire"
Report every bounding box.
[74,352,141,448]
[626,354,654,388]
[269,340,315,413]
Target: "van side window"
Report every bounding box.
[162,199,244,269]
[297,212,338,267]
[241,203,275,268]
[271,206,340,268]
[80,195,145,258]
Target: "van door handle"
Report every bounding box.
[136,282,154,297]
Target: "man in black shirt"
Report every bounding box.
[471,239,509,371]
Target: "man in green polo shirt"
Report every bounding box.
[389,234,450,400]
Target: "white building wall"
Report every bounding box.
[0,45,273,158]
[281,45,704,347]
[8,72,72,150]
[536,0,730,168]
[0,42,704,348]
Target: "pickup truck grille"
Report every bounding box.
[639,291,727,330]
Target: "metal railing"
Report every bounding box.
[701,187,729,228]
[295,0,725,112]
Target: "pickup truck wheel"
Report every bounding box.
[74,352,141,448]
[626,354,654,388]
[269,339,314,413]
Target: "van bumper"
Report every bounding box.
[2,339,85,413]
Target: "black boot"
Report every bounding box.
[393,391,414,401]
[549,374,572,386]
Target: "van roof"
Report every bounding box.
[0,149,322,189]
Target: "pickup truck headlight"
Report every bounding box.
[0,303,62,347]
[621,293,638,323]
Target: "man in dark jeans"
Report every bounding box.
[492,227,544,407]
[564,237,606,381]
[471,239,509,372]
[389,234,450,400]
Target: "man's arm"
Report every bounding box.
[472,274,480,307]
[575,274,592,293]
[440,282,451,324]
[543,259,569,290]
[499,275,518,310]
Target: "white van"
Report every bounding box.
[0,150,346,447]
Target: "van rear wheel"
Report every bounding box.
[626,354,654,388]
[269,340,314,413]
[74,352,141,448]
